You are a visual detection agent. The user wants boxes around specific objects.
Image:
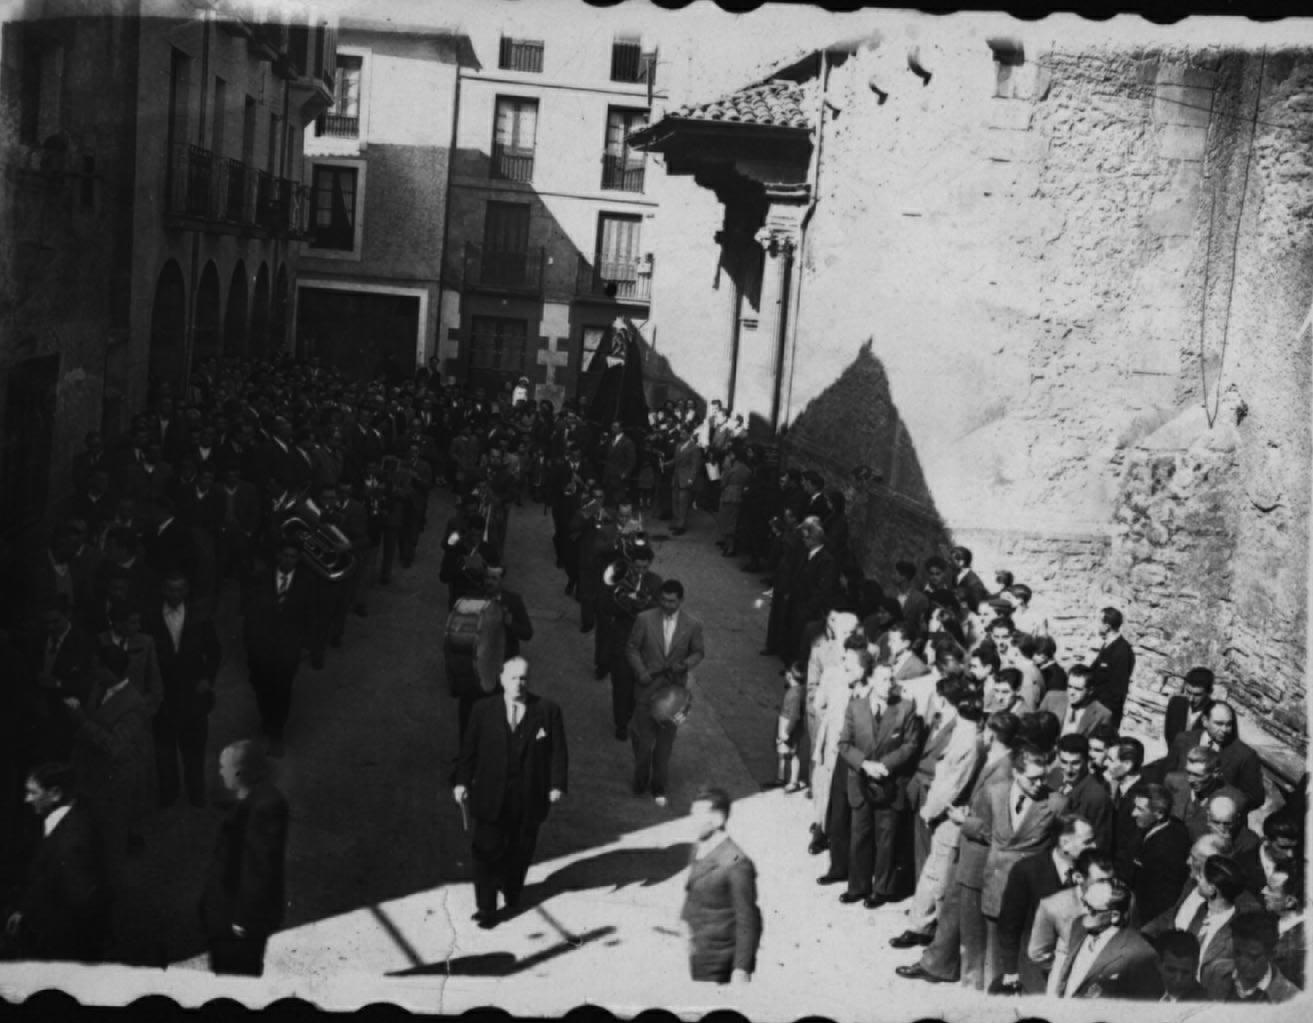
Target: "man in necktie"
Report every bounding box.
[242,540,312,757]
[625,580,705,807]
[453,658,567,929]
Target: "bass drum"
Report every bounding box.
[444,598,506,698]
[649,681,693,724]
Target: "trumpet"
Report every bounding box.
[282,514,356,581]
[604,560,656,617]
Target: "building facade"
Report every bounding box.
[0,0,335,534]
[294,18,468,381]
[439,19,667,407]
[635,21,1312,755]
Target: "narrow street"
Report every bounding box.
[2,487,1015,1019]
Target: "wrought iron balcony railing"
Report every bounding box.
[491,142,535,183]
[464,243,545,295]
[601,153,645,192]
[575,254,652,303]
[167,143,307,238]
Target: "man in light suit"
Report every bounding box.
[668,428,703,535]
[453,658,567,927]
[626,580,704,806]
[892,679,983,949]
[1038,665,1113,737]
[970,744,1069,990]
[903,670,965,886]
[1054,877,1163,999]
[1028,850,1118,995]
[836,662,925,908]
[680,786,762,984]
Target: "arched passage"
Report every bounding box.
[250,262,271,358]
[224,261,249,357]
[193,261,222,367]
[148,260,187,391]
[270,264,289,357]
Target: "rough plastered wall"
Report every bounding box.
[781,34,1311,748]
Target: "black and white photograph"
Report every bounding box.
[0,0,1308,1018]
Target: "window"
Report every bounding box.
[211,77,226,156]
[267,113,280,175]
[309,164,358,250]
[602,107,648,192]
[499,37,543,73]
[469,316,529,379]
[318,54,362,138]
[595,214,645,299]
[492,97,538,182]
[611,37,655,85]
[19,31,63,144]
[482,201,531,286]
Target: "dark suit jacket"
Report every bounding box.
[200,780,289,939]
[1038,691,1114,736]
[455,693,568,827]
[1059,772,1115,853]
[680,835,762,976]
[142,603,221,714]
[603,434,637,491]
[142,518,196,581]
[1164,730,1265,816]
[1274,918,1306,990]
[70,679,154,832]
[1165,773,1249,841]
[955,569,990,614]
[17,803,112,960]
[1130,817,1192,924]
[997,850,1066,988]
[1164,694,1213,748]
[242,568,315,666]
[838,695,924,811]
[790,547,840,627]
[1111,777,1152,877]
[1089,634,1135,714]
[1055,921,1164,999]
[493,588,534,660]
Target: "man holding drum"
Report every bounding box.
[625,580,705,807]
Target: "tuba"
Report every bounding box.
[281,501,356,581]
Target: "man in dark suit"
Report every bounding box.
[669,428,702,535]
[788,518,840,662]
[602,421,636,503]
[1051,734,1114,853]
[1225,910,1302,1003]
[603,544,662,740]
[452,657,567,928]
[836,664,925,908]
[1263,861,1306,990]
[1103,737,1150,871]
[625,579,705,805]
[950,546,990,615]
[2,762,111,961]
[891,560,931,641]
[1167,746,1251,840]
[1055,877,1163,998]
[142,497,197,583]
[144,573,221,807]
[28,597,99,762]
[1164,667,1215,748]
[1162,702,1265,817]
[681,786,762,984]
[242,539,315,757]
[483,562,534,661]
[1154,929,1209,1002]
[1089,606,1134,727]
[1126,783,1192,924]
[1203,792,1265,894]
[200,740,289,976]
[995,815,1095,994]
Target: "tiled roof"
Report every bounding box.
[668,79,811,131]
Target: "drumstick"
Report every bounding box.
[459,792,470,832]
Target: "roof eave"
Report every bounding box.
[629,117,811,152]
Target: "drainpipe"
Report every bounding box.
[778,48,829,430]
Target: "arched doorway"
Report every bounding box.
[193,261,222,368]
[250,262,271,359]
[223,261,249,357]
[148,260,187,393]
[270,264,289,357]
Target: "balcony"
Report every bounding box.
[316,113,359,139]
[575,254,652,304]
[491,143,535,184]
[464,243,545,295]
[167,143,308,238]
[498,38,544,73]
[601,153,645,193]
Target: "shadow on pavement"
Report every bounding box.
[518,842,692,907]
[389,924,617,977]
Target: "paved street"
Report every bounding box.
[0,487,1208,1020]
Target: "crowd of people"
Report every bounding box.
[0,354,1307,1001]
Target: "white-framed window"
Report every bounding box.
[308,47,370,153]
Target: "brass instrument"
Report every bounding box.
[281,514,356,581]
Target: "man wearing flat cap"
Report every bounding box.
[680,786,762,984]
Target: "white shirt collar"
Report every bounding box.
[43,803,72,838]
[1233,965,1274,999]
